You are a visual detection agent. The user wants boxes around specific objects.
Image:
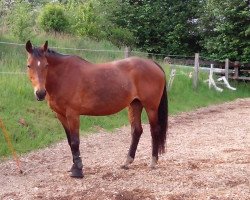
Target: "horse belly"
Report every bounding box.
[80,96,131,116]
[80,84,134,116]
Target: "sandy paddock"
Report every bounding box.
[0,98,249,200]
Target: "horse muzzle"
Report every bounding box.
[35,89,47,101]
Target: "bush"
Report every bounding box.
[107,27,135,48]
[38,3,69,34]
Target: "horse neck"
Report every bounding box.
[44,54,63,94]
[45,53,64,66]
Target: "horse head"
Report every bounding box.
[25,40,48,101]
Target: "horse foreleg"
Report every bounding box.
[66,113,83,178]
[56,113,74,172]
[57,113,71,146]
[122,100,143,169]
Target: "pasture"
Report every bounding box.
[0,99,249,199]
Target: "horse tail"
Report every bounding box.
[158,82,168,154]
[153,61,168,154]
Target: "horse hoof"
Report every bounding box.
[121,165,129,170]
[70,173,84,178]
[68,164,84,178]
[150,165,156,170]
[70,166,84,178]
[68,164,76,172]
[150,156,158,169]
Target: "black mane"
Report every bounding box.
[32,47,67,58]
[32,46,90,63]
[32,47,44,58]
[46,48,67,57]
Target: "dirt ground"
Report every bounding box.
[0,98,249,200]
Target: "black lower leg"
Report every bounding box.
[128,128,142,159]
[152,136,159,161]
[151,125,160,162]
[63,126,71,147]
[70,136,83,178]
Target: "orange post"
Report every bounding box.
[0,118,22,173]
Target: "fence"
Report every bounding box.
[0,41,131,75]
[163,53,250,90]
[1,42,249,85]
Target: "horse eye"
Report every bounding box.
[27,65,31,68]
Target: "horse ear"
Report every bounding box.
[43,41,48,52]
[26,40,33,53]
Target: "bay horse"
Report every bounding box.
[25,41,168,178]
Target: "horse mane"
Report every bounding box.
[47,48,68,57]
[32,46,91,64]
[46,48,90,63]
[31,46,67,57]
[31,47,44,58]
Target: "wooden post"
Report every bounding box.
[234,61,240,79]
[225,59,229,81]
[124,46,131,58]
[193,53,199,89]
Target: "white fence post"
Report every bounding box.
[225,58,229,81]
[193,53,199,89]
[124,46,131,58]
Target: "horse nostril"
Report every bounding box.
[36,89,47,101]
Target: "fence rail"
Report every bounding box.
[166,53,250,89]
[0,72,26,74]
[1,41,249,83]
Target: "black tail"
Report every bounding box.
[153,61,168,154]
[158,84,168,154]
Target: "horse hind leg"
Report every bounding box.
[121,99,143,169]
[147,109,161,169]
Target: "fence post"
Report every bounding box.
[225,58,229,81]
[124,46,131,58]
[193,53,199,89]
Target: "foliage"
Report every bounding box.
[65,0,104,39]
[38,3,69,33]
[100,0,202,55]
[5,1,34,41]
[107,27,136,48]
[200,0,250,62]
[0,0,250,63]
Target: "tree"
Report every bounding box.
[66,0,104,39]
[200,0,250,62]
[100,0,202,56]
[38,3,69,34]
[6,1,34,41]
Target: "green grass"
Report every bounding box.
[167,67,250,114]
[0,33,249,159]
